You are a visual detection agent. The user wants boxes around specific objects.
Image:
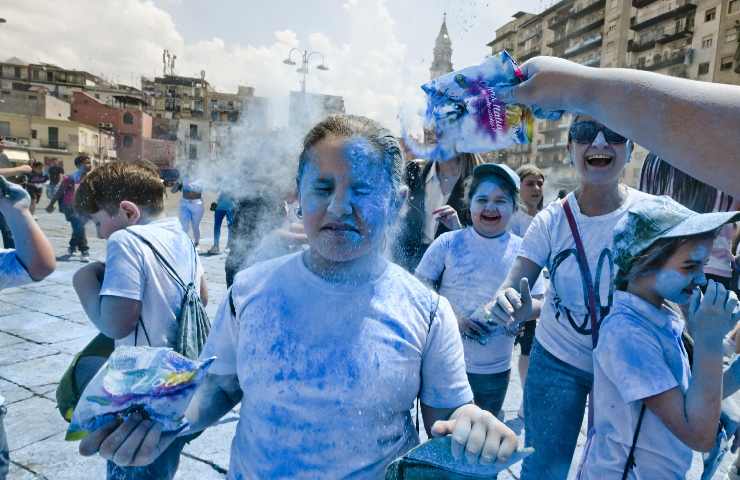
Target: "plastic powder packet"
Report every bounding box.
[66,346,214,441]
[403,50,535,162]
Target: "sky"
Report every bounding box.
[0,0,547,131]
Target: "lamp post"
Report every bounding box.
[282,48,329,94]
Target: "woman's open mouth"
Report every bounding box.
[585,153,613,168]
[480,213,501,223]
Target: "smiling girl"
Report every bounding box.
[580,195,740,479]
[79,115,518,479]
[416,164,542,417]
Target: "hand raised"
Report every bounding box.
[433,206,462,231]
[485,278,533,331]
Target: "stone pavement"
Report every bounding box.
[0,202,733,479]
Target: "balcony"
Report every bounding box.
[656,23,693,44]
[582,56,602,67]
[571,0,606,19]
[539,121,569,133]
[632,48,688,71]
[563,35,603,58]
[41,141,68,150]
[633,0,660,7]
[548,18,605,47]
[630,0,697,31]
[628,38,657,52]
[548,13,570,30]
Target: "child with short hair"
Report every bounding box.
[579,195,740,479]
[47,154,93,261]
[25,161,48,216]
[0,176,55,480]
[72,162,207,480]
[415,163,543,417]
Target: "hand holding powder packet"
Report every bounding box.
[404,51,536,162]
[66,346,214,441]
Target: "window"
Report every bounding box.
[705,7,716,21]
[702,35,714,48]
[189,124,198,139]
[698,62,711,74]
[189,144,198,160]
[31,129,37,139]
[13,67,21,78]
[637,57,646,67]
[721,56,734,70]
[122,135,133,148]
[727,30,739,43]
[608,22,616,33]
[0,121,9,137]
[122,112,134,124]
[730,0,739,14]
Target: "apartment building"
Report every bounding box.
[487,0,740,190]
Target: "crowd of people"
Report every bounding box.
[1,55,740,480]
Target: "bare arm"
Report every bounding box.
[0,177,55,280]
[73,262,141,339]
[0,166,31,177]
[199,273,208,306]
[501,56,740,198]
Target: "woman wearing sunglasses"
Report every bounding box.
[482,115,654,479]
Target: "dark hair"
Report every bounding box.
[616,230,719,291]
[74,154,91,167]
[297,114,404,197]
[75,161,165,215]
[31,161,43,168]
[463,170,518,211]
[639,153,734,213]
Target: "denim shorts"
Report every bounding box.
[467,370,511,417]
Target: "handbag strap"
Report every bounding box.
[561,197,601,348]
[622,403,647,480]
[128,229,197,289]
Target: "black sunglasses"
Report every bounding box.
[569,121,628,145]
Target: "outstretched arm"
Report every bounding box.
[500,56,740,198]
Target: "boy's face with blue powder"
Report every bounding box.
[298,135,396,263]
[633,237,713,306]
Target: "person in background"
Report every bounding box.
[172,174,204,247]
[510,164,546,419]
[46,160,64,201]
[393,153,484,271]
[208,191,235,255]
[25,161,48,217]
[579,196,739,479]
[47,154,93,262]
[0,176,56,480]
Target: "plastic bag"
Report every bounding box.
[66,346,214,441]
[403,50,534,162]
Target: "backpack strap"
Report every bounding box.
[127,229,192,290]
[622,403,647,480]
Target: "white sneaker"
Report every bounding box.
[80,252,90,263]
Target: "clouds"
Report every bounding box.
[0,0,431,132]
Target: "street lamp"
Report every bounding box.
[282,48,329,94]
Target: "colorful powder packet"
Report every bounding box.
[403,51,535,162]
[66,346,214,441]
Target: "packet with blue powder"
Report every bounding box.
[404,51,535,162]
[66,346,214,441]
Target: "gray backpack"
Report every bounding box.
[128,230,210,359]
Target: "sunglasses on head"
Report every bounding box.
[569,121,628,145]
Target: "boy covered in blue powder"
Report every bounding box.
[0,176,56,480]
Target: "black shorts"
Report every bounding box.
[515,320,536,356]
[26,184,42,203]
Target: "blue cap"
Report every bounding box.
[472,163,520,192]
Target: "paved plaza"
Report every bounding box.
[0,201,733,479]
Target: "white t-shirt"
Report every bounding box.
[415,228,522,374]
[100,217,203,348]
[581,291,692,479]
[201,253,473,480]
[519,188,653,373]
[1,249,33,406]
[509,210,534,238]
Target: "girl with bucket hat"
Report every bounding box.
[579,195,740,479]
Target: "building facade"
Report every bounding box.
[487,0,740,190]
